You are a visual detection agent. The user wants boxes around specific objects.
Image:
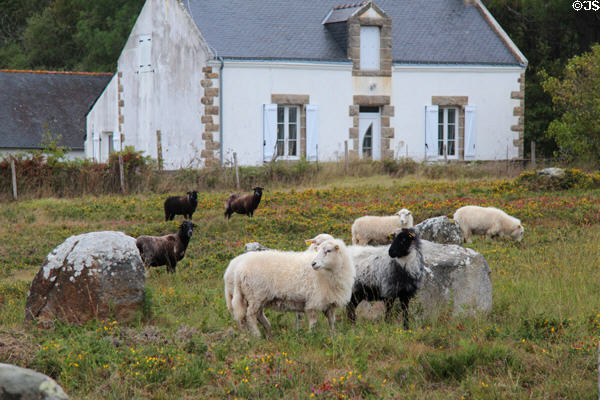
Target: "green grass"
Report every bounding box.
[1,176,600,399]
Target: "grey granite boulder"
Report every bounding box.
[538,167,565,177]
[0,363,69,399]
[244,242,270,252]
[413,216,462,245]
[416,240,492,316]
[25,231,145,326]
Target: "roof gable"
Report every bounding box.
[0,70,112,151]
[184,0,524,66]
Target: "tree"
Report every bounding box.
[542,44,600,164]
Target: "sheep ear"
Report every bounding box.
[305,239,314,245]
[334,244,339,251]
[388,233,394,240]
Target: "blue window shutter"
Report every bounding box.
[464,106,477,159]
[425,105,439,159]
[263,104,278,162]
[306,104,319,162]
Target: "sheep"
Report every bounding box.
[351,208,414,245]
[136,220,195,273]
[223,233,334,318]
[346,227,425,329]
[230,238,355,338]
[164,191,198,221]
[453,205,524,243]
[224,187,263,219]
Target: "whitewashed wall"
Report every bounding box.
[87,0,213,169]
[219,61,354,166]
[391,65,524,160]
[86,74,118,162]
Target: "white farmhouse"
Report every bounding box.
[86,0,527,169]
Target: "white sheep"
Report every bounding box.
[453,205,524,243]
[223,233,334,316]
[230,238,355,338]
[351,208,414,245]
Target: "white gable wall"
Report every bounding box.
[391,65,523,160]
[87,0,213,168]
[86,74,118,162]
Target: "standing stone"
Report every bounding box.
[25,231,145,326]
[416,240,492,316]
[0,363,69,399]
[413,216,462,245]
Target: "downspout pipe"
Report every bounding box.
[218,56,224,166]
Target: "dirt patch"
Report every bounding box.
[0,329,39,365]
[0,269,37,285]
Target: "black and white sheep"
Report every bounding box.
[136,220,195,273]
[230,238,355,337]
[224,187,263,219]
[164,191,198,221]
[453,205,524,243]
[346,227,426,329]
[351,208,414,245]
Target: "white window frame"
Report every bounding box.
[276,105,300,160]
[437,107,459,159]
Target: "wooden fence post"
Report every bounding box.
[233,152,240,190]
[118,154,126,194]
[10,158,17,200]
[531,141,536,170]
[344,140,349,175]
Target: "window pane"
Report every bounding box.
[363,124,373,158]
[289,140,297,156]
[289,107,297,123]
[276,141,284,156]
[289,123,297,140]
[448,124,455,141]
[277,107,284,124]
[277,123,284,140]
[438,109,444,124]
[448,140,455,156]
[448,108,455,124]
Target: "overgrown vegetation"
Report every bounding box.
[1,172,600,398]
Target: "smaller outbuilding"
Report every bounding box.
[0,69,112,159]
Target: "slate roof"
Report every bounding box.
[184,0,523,66]
[0,70,112,151]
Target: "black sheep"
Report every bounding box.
[136,221,195,273]
[347,228,426,329]
[164,191,198,221]
[224,187,263,219]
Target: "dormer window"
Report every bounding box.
[360,26,380,70]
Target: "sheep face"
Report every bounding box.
[305,233,335,251]
[187,191,198,203]
[253,187,264,198]
[388,228,417,258]
[311,240,342,271]
[511,224,524,242]
[180,220,195,238]
[396,209,412,225]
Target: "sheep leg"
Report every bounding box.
[324,307,336,331]
[166,254,177,273]
[257,309,272,338]
[384,298,396,322]
[399,297,410,330]
[346,297,360,323]
[294,313,304,330]
[245,302,263,338]
[306,310,319,331]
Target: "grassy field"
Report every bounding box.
[1,174,600,399]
